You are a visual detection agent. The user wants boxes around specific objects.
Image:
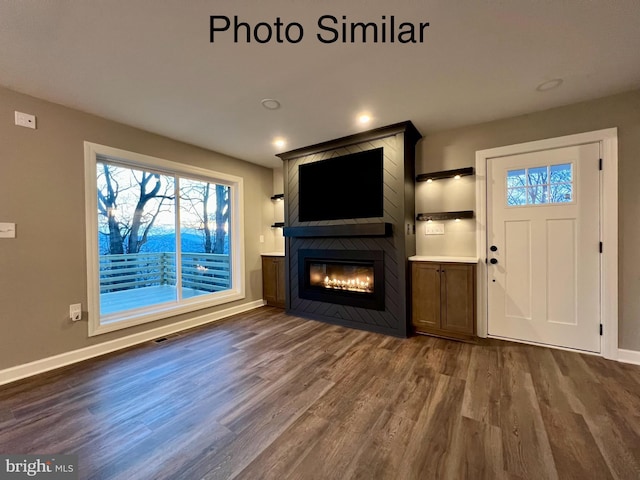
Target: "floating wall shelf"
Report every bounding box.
[270,193,285,201]
[416,211,474,221]
[416,167,474,182]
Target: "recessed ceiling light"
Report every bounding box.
[261,99,281,110]
[358,114,372,125]
[536,79,563,92]
[273,138,286,148]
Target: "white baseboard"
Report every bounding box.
[0,299,265,386]
[618,348,640,366]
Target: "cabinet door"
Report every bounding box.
[262,257,278,306]
[275,257,286,307]
[440,264,475,335]
[411,262,441,330]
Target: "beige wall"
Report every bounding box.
[0,86,275,370]
[415,88,640,351]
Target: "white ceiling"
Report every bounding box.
[1,1,639,168]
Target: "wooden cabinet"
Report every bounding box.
[262,255,285,308]
[411,261,476,341]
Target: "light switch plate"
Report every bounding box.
[15,111,36,129]
[425,223,445,235]
[0,223,16,238]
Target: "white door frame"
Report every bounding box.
[475,128,618,360]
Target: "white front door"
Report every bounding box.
[487,143,601,352]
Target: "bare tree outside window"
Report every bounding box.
[179,179,230,254]
[97,163,175,255]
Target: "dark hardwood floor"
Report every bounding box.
[1,306,640,479]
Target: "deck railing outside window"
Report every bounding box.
[99,252,230,293]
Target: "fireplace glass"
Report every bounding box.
[308,261,374,294]
[298,249,384,310]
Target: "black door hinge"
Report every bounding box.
[599,242,603,253]
[600,324,603,336]
[599,158,603,170]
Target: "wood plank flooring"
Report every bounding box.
[1,306,639,479]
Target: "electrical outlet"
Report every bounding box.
[259,235,265,243]
[15,111,36,129]
[70,303,82,322]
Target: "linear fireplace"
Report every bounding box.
[278,121,421,337]
[298,249,385,310]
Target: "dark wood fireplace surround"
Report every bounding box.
[277,121,422,337]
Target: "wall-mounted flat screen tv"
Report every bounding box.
[298,148,384,222]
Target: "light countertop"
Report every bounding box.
[260,252,285,257]
[409,255,478,263]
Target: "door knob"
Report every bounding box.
[490,258,498,265]
[490,245,498,252]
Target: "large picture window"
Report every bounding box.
[85,143,244,335]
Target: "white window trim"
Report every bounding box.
[475,128,618,360]
[84,142,245,336]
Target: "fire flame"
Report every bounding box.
[323,275,372,293]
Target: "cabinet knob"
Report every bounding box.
[490,258,498,265]
[490,245,498,252]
